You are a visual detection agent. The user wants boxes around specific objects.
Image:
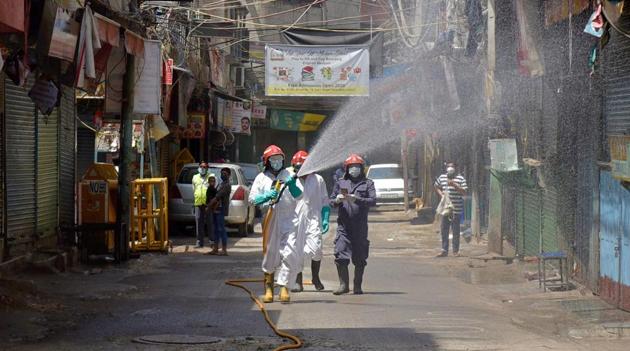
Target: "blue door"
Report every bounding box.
[599,171,630,310]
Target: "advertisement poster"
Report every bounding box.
[265,44,369,97]
[269,109,326,132]
[182,112,206,139]
[225,101,251,135]
[252,102,267,119]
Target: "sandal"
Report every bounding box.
[207,250,219,255]
[218,251,228,256]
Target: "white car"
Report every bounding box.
[366,164,413,206]
[169,163,255,236]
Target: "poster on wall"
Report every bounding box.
[210,47,226,89]
[265,44,369,97]
[252,102,267,119]
[182,112,206,139]
[229,101,252,135]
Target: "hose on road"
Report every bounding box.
[225,278,304,351]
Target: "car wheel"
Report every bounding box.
[237,222,248,237]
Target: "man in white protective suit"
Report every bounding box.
[289,150,330,293]
[249,145,302,303]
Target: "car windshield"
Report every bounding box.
[178,167,238,186]
[368,167,402,179]
[240,165,259,182]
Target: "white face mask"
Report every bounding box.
[269,156,284,171]
[348,166,362,178]
[446,167,455,176]
[199,167,208,176]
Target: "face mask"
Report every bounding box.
[199,167,207,176]
[270,159,283,171]
[349,166,361,178]
[221,174,229,182]
[447,167,455,177]
[293,164,301,172]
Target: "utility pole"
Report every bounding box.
[115,52,135,262]
[402,132,410,212]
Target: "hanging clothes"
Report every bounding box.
[75,5,101,89]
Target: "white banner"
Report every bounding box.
[133,40,161,114]
[265,45,369,97]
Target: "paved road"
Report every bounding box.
[3,210,629,350]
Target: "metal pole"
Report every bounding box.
[402,132,410,212]
[116,53,135,262]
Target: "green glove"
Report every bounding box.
[285,175,302,198]
[253,189,278,206]
[321,206,331,234]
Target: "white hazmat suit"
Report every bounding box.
[249,168,301,289]
[296,173,329,264]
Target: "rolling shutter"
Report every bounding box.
[37,102,59,238]
[59,86,76,225]
[4,77,37,244]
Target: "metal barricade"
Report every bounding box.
[129,178,169,252]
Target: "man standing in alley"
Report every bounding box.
[330,154,376,295]
[193,161,213,249]
[434,162,468,257]
[208,168,232,256]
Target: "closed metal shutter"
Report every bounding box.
[519,188,542,257]
[542,188,560,253]
[58,86,76,225]
[0,73,5,251]
[37,104,59,238]
[4,77,36,244]
[604,30,630,135]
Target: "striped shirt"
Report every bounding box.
[435,174,468,214]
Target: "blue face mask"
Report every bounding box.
[270,159,283,171]
[349,166,361,178]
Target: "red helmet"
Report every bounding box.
[344,153,365,169]
[262,145,285,164]
[291,150,308,167]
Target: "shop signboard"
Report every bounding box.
[265,44,369,96]
[269,109,326,132]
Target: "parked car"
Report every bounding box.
[169,163,255,236]
[237,163,260,186]
[366,164,413,206]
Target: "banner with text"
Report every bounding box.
[270,109,326,132]
[265,45,369,96]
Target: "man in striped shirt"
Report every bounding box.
[434,162,468,257]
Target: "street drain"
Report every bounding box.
[133,334,222,345]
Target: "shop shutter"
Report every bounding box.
[604,30,630,135]
[4,77,37,244]
[77,128,95,180]
[58,86,76,225]
[37,104,59,238]
[541,188,560,253]
[0,73,5,244]
[520,188,542,256]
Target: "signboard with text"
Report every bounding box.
[265,44,369,97]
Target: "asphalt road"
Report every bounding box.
[3,209,629,350]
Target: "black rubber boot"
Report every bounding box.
[333,263,350,295]
[353,265,365,295]
[311,260,325,291]
[291,272,304,293]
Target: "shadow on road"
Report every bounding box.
[286,327,439,350]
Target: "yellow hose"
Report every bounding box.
[224,278,304,351]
